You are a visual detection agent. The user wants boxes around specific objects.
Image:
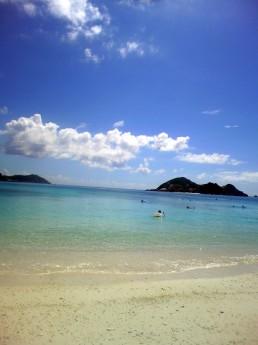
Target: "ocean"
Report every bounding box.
[0,182,257,276]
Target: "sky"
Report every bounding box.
[0,0,258,195]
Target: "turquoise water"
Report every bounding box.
[0,182,258,275]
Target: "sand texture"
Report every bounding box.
[0,272,258,345]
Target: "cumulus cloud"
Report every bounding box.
[47,0,107,28]
[177,153,241,165]
[151,133,189,151]
[0,114,189,171]
[48,0,111,41]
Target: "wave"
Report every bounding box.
[1,254,258,276]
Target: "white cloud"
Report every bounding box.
[119,41,145,58]
[0,106,8,115]
[216,171,258,184]
[135,158,152,175]
[224,125,239,129]
[0,168,11,176]
[46,0,103,25]
[113,120,124,128]
[1,0,159,60]
[23,2,37,16]
[118,41,158,58]
[177,153,241,165]
[84,24,103,38]
[3,0,109,41]
[151,132,189,151]
[202,109,221,115]
[47,0,109,41]
[196,172,209,180]
[0,114,190,171]
[229,159,242,166]
[84,48,103,63]
[119,0,154,8]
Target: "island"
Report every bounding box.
[0,173,51,184]
[149,177,248,197]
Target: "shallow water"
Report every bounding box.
[0,182,257,275]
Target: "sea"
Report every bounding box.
[0,182,258,276]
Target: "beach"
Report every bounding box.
[1,268,258,345]
[1,184,258,344]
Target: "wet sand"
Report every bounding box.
[0,268,258,345]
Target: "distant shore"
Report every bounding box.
[1,266,257,345]
[0,173,50,184]
[149,177,248,197]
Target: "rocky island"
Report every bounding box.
[149,177,248,197]
[0,173,51,184]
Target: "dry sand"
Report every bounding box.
[0,269,258,345]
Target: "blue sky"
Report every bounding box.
[0,0,258,195]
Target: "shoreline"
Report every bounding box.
[1,247,258,279]
[1,262,258,287]
[1,265,257,345]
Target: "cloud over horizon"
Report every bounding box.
[216,171,258,184]
[177,153,241,166]
[0,114,190,171]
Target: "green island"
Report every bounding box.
[0,173,51,184]
[149,177,248,197]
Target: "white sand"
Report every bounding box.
[0,270,258,345]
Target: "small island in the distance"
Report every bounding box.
[0,173,51,184]
[148,177,248,197]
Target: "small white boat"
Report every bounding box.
[153,211,165,217]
